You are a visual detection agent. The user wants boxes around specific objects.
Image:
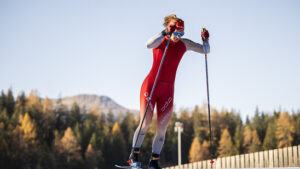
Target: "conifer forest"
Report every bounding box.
[0,89,299,169]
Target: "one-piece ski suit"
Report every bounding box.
[132,33,210,154]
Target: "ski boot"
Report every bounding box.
[128,148,142,169]
[148,153,161,169]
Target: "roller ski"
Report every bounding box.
[115,148,142,169]
[115,160,141,169]
[115,164,141,169]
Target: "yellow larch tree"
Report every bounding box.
[249,130,261,152]
[26,91,42,112]
[60,127,83,165]
[218,128,234,157]
[189,137,201,162]
[85,144,97,169]
[276,112,295,148]
[20,113,37,147]
[42,97,53,114]
[243,125,252,153]
[112,122,121,135]
[200,140,210,161]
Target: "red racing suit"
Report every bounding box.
[132,33,210,154]
[141,35,187,122]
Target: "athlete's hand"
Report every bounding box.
[161,24,177,36]
[168,24,176,34]
[201,28,209,41]
[161,29,169,36]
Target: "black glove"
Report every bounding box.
[161,28,169,36]
[161,24,176,36]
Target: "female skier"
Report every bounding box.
[128,14,210,169]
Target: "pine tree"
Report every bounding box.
[89,132,97,148]
[120,111,138,151]
[110,123,126,166]
[233,122,243,154]
[245,115,250,125]
[73,123,83,153]
[0,122,8,168]
[70,102,82,127]
[0,109,9,123]
[41,97,56,146]
[276,112,295,148]
[88,132,104,167]
[263,118,277,150]
[73,119,96,158]
[192,105,208,143]
[211,109,221,155]
[228,110,239,138]
[100,121,112,167]
[10,122,24,168]
[218,128,234,157]
[107,111,115,124]
[53,101,69,131]
[192,106,201,138]
[211,109,221,138]
[82,119,95,154]
[6,89,15,117]
[15,92,27,114]
[53,130,65,169]
[178,109,193,163]
[250,110,268,144]
[161,110,177,165]
[294,114,300,145]
[0,91,6,112]
[84,144,97,169]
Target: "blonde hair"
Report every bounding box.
[163,14,177,27]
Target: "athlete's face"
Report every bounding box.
[171,30,184,43]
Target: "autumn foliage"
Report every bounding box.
[0,89,299,169]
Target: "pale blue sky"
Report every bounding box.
[1,0,299,120]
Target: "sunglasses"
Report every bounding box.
[173,32,184,37]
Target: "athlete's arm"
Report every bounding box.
[181,38,210,54]
[146,33,165,49]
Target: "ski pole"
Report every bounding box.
[133,34,173,149]
[203,40,214,163]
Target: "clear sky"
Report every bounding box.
[1,0,299,121]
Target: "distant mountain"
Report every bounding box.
[51,94,136,115]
